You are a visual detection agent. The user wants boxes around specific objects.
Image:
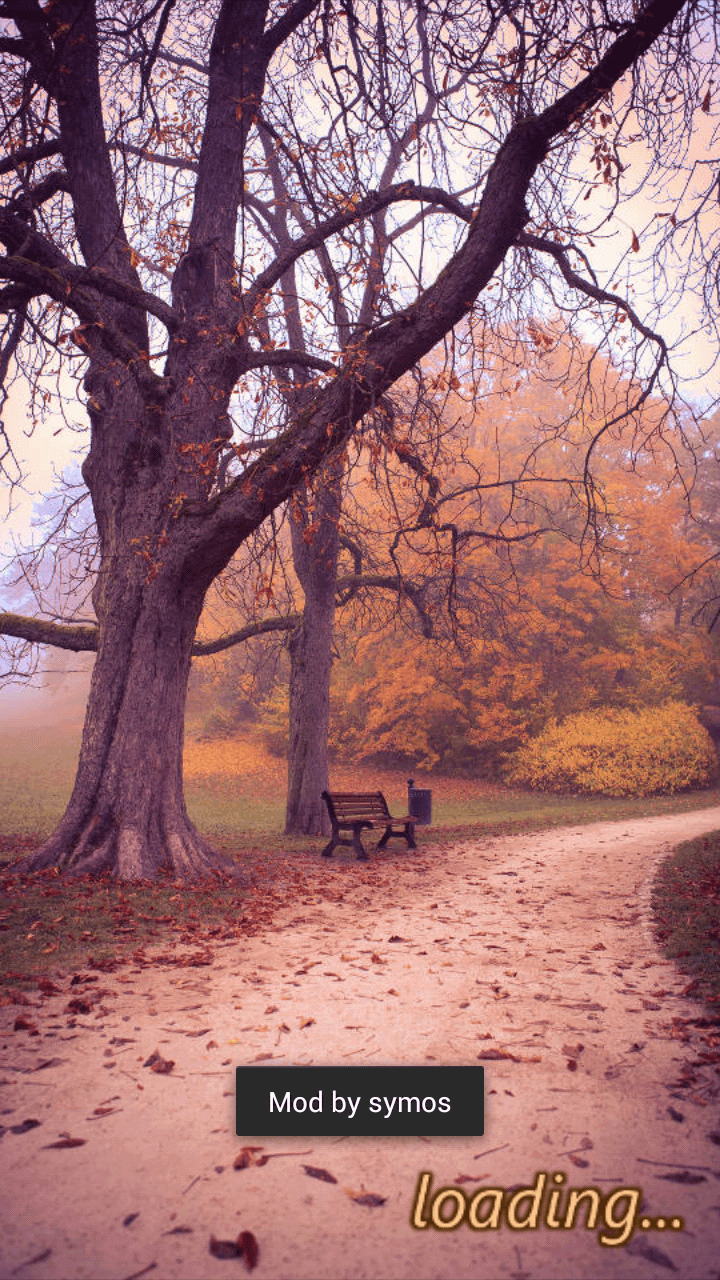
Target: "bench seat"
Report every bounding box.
[320,790,417,860]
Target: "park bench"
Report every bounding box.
[320,790,417,861]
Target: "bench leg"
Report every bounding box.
[405,822,417,849]
[321,837,337,857]
[376,825,392,849]
[352,826,369,860]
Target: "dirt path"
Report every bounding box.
[2,808,720,1280]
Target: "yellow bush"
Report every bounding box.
[507,701,716,796]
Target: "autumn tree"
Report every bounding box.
[0,0,717,878]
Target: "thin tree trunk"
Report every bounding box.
[285,460,342,835]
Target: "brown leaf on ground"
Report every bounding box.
[562,1043,584,1057]
[65,997,93,1015]
[9,1118,41,1134]
[656,1170,706,1184]
[13,1016,37,1031]
[302,1164,337,1183]
[626,1237,677,1271]
[143,1051,174,1074]
[237,1230,260,1271]
[37,979,60,995]
[42,1137,86,1148]
[347,1191,386,1207]
[11,1248,52,1271]
[233,1146,265,1170]
[209,1236,242,1259]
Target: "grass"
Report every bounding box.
[651,831,720,1008]
[1,720,720,993]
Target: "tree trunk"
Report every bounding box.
[18,348,242,881]
[20,564,235,879]
[285,461,342,835]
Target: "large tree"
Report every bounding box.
[0,0,715,877]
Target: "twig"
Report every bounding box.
[473,1143,510,1160]
[636,1157,716,1171]
[121,1264,157,1280]
[11,1249,52,1275]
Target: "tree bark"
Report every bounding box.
[21,570,227,879]
[17,345,242,880]
[285,460,343,835]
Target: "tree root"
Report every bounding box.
[12,811,247,883]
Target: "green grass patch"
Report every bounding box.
[426,786,720,835]
[2,720,720,992]
[0,841,309,992]
[651,831,720,1008]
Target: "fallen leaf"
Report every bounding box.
[655,1170,706,1184]
[11,1248,52,1271]
[347,1191,386,1207]
[65,998,93,1015]
[477,1049,521,1062]
[233,1146,265,1170]
[162,1226,193,1235]
[121,1263,157,1280]
[299,1017,315,1029]
[13,1017,37,1032]
[43,1137,86,1149]
[626,1236,677,1271]
[123,1213,140,1227]
[302,1164,337,1183]
[667,1106,684,1123]
[569,1154,589,1167]
[209,1236,242,1259]
[9,1118,41,1135]
[237,1229,260,1271]
[143,1051,174,1074]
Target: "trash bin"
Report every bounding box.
[407,778,432,826]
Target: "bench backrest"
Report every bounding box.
[322,791,392,824]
